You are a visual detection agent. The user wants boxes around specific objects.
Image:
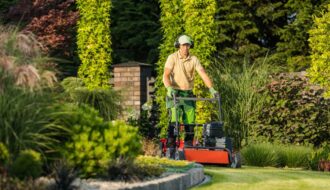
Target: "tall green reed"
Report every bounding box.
[209,60,278,149]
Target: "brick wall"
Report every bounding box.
[113,61,152,118]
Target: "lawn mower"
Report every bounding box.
[160,94,241,168]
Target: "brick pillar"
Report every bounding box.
[112,61,152,118]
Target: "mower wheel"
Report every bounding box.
[230,152,242,168]
[175,150,185,160]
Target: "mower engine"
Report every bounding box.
[203,122,232,152]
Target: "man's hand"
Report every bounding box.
[166,87,176,97]
[209,87,219,97]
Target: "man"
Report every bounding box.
[163,34,218,157]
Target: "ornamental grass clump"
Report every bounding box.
[0,26,57,91]
[277,145,312,168]
[60,77,122,121]
[241,143,279,167]
[210,61,276,149]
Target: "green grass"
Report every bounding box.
[193,166,330,190]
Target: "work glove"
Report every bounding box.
[166,86,176,97]
[209,87,219,97]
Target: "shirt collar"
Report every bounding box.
[177,50,191,60]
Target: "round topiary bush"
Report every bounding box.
[10,149,43,179]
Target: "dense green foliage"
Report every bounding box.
[215,0,267,66]
[155,0,184,137]
[56,104,141,178]
[308,4,330,97]
[210,62,275,148]
[10,150,43,180]
[266,1,327,71]
[215,0,329,71]
[111,0,161,64]
[77,0,112,89]
[249,73,330,147]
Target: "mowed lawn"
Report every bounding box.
[193,166,330,190]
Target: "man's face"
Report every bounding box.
[179,44,191,57]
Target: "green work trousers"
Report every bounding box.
[169,90,196,124]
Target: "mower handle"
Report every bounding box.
[167,93,223,129]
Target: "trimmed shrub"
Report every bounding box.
[249,72,330,147]
[76,0,112,89]
[10,150,43,180]
[241,143,278,167]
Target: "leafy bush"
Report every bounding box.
[10,150,43,180]
[241,143,279,167]
[309,143,330,170]
[60,77,122,121]
[277,145,312,168]
[56,105,141,178]
[249,72,330,147]
[0,143,9,165]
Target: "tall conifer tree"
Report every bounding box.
[184,0,217,124]
[155,0,184,136]
[77,0,112,89]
